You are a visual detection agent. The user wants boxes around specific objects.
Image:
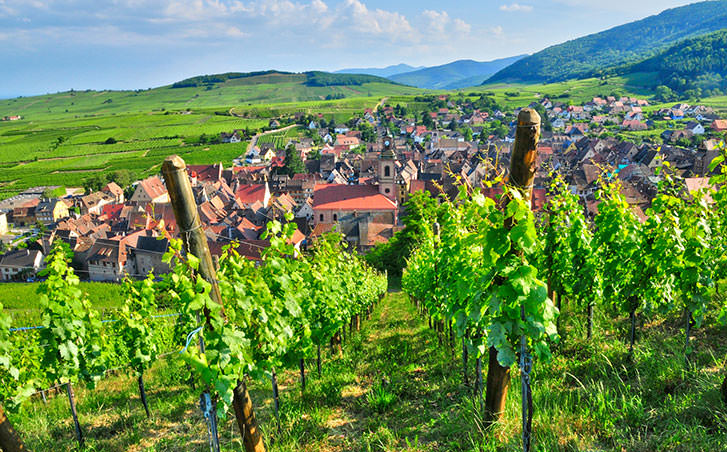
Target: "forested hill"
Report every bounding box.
[486,0,727,84]
[619,29,727,99]
[170,70,399,89]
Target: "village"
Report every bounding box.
[0,93,725,282]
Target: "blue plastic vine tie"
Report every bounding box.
[181,327,203,354]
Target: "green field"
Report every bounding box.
[0,75,407,200]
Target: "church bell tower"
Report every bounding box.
[379,136,397,202]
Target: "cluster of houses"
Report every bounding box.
[1,95,726,282]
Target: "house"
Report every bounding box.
[269,119,281,128]
[335,136,360,149]
[308,121,318,130]
[235,183,271,208]
[86,238,127,281]
[102,182,125,203]
[712,119,727,133]
[0,212,7,235]
[188,164,224,184]
[685,121,705,135]
[220,131,242,143]
[621,120,648,131]
[0,249,44,281]
[312,184,398,225]
[2,116,21,121]
[79,191,114,216]
[35,199,70,224]
[333,125,350,134]
[128,235,170,277]
[129,176,169,205]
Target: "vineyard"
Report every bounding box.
[0,204,386,451]
[401,111,727,450]
[255,127,304,150]
[2,120,727,450]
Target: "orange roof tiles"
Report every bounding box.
[312,184,396,211]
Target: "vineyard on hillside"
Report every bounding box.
[2,137,727,450]
[0,216,386,451]
[401,113,727,450]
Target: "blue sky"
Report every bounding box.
[0,0,699,98]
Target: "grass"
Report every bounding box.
[1,282,127,326]
[6,290,727,451]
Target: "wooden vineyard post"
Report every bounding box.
[233,380,266,452]
[162,155,266,452]
[484,109,541,438]
[0,405,28,452]
[66,382,84,448]
[317,344,322,377]
[138,374,151,418]
[299,358,306,394]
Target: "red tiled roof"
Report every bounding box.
[312,184,396,211]
[101,203,124,220]
[235,184,266,204]
[232,165,266,174]
[103,182,123,197]
[713,119,727,131]
[188,163,223,182]
[139,176,167,200]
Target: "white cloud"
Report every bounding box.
[422,9,471,36]
[499,3,533,12]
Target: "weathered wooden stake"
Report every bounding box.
[233,380,266,452]
[485,108,541,428]
[0,405,28,452]
[299,358,306,394]
[138,374,151,418]
[66,382,84,448]
[317,344,322,377]
[162,155,265,452]
[462,336,469,387]
[271,369,281,435]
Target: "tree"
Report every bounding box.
[463,127,473,142]
[282,144,305,176]
[82,173,108,193]
[109,170,132,189]
[358,123,376,143]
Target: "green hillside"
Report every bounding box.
[617,29,727,99]
[0,71,422,121]
[487,0,727,84]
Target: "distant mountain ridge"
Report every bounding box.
[335,64,425,78]
[487,0,727,84]
[389,56,528,89]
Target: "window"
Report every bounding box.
[384,165,391,177]
[319,214,324,221]
[333,214,338,221]
[385,188,391,194]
